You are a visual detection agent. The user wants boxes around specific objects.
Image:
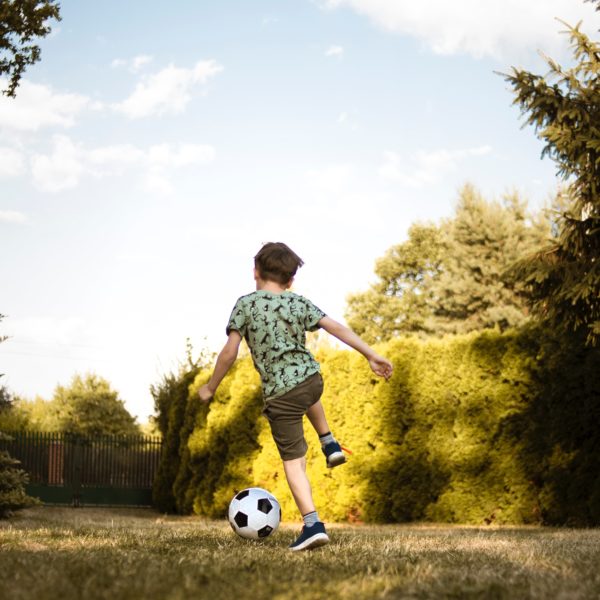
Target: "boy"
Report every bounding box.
[198,242,393,551]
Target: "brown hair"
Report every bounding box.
[254,242,304,285]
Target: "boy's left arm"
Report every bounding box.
[318,316,393,380]
[198,331,243,402]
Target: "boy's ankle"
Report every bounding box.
[319,432,335,446]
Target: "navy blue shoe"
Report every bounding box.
[322,441,346,468]
[289,522,330,551]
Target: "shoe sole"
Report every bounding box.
[289,533,330,551]
[326,451,346,468]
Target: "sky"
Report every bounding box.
[2,0,599,421]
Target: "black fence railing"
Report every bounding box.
[0,431,163,506]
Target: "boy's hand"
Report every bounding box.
[198,384,214,403]
[368,354,393,381]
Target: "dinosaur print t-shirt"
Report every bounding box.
[226,290,326,400]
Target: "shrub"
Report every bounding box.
[153,327,600,525]
[0,432,39,518]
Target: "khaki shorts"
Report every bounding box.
[262,372,324,461]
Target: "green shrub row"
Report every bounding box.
[153,327,600,525]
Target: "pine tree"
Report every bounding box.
[431,185,549,334]
[502,7,600,344]
[0,315,38,517]
[0,432,38,518]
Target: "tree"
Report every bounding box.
[502,5,600,344]
[430,185,549,335]
[346,185,550,342]
[0,315,38,517]
[346,222,443,342]
[0,313,11,414]
[0,0,61,97]
[50,373,140,436]
[0,432,39,517]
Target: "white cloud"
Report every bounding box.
[0,210,27,224]
[111,54,154,72]
[325,45,344,58]
[31,135,86,192]
[113,60,223,119]
[30,135,216,193]
[319,0,600,60]
[0,147,26,178]
[379,145,492,188]
[0,79,90,131]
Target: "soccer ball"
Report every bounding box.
[228,487,281,540]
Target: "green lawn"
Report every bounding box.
[1,507,599,599]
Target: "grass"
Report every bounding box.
[1,508,600,599]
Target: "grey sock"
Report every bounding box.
[303,511,319,527]
[319,432,335,447]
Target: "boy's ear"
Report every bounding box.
[286,277,294,289]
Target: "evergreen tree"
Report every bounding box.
[503,6,600,344]
[346,185,550,342]
[0,432,38,518]
[0,315,38,517]
[431,185,549,334]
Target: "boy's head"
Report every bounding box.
[254,242,304,286]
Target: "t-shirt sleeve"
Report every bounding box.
[303,298,326,332]
[226,298,247,337]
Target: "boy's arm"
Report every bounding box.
[318,316,393,380]
[198,330,243,402]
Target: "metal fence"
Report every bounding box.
[0,431,163,507]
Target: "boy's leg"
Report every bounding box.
[306,399,346,468]
[284,455,330,551]
[306,400,330,436]
[283,455,315,516]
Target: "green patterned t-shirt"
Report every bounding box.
[226,290,326,400]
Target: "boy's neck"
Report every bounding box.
[256,279,289,294]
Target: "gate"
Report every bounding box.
[0,432,162,507]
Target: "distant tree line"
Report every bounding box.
[0,372,141,437]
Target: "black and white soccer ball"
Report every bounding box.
[228,487,281,540]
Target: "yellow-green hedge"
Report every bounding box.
[154,327,600,525]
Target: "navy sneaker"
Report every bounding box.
[322,441,346,468]
[289,522,330,551]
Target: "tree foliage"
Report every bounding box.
[0,0,61,97]
[0,432,39,518]
[0,316,38,517]
[503,12,600,344]
[346,185,550,343]
[49,373,140,436]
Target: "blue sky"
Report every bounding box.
[2,0,599,420]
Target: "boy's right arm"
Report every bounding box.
[198,330,243,402]
[318,316,393,380]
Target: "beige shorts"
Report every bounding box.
[262,372,324,461]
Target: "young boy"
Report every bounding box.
[198,242,393,551]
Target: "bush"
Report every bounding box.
[0,432,39,518]
[153,327,600,525]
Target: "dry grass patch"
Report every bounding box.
[1,508,599,599]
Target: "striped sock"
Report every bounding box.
[303,511,319,527]
[319,432,335,447]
